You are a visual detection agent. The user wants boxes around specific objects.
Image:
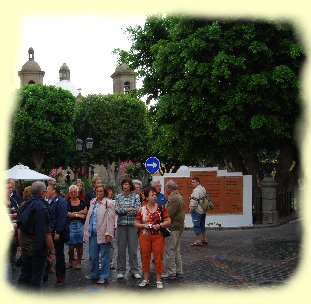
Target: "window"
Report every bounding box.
[123,81,130,93]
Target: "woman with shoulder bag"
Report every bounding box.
[134,186,171,289]
[83,184,115,284]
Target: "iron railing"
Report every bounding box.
[253,194,263,224]
[253,190,296,224]
[276,191,296,218]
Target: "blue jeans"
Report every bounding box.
[191,211,206,235]
[17,254,47,289]
[89,233,111,280]
[68,220,84,244]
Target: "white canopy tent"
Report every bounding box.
[5,163,51,180]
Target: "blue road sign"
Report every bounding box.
[145,157,160,174]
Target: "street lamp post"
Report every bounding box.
[75,137,94,179]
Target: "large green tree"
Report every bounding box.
[117,15,305,193]
[74,93,151,185]
[9,83,76,171]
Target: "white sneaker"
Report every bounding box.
[117,273,124,279]
[138,280,149,287]
[156,281,163,289]
[132,273,141,279]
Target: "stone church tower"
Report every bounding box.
[110,63,136,93]
[55,63,79,97]
[18,47,45,86]
[59,63,70,81]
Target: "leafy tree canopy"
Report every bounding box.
[9,83,76,171]
[74,93,151,165]
[117,15,305,191]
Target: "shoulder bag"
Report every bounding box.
[160,205,171,237]
[199,195,214,211]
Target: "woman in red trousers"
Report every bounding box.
[134,186,171,289]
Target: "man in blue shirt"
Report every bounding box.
[151,180,166,206]
[47,178,69,286]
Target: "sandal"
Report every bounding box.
[110,263,115,269]
[156,281,163,289]
[97,279,109,285]
[66,263,72,269]
[190,242,203,246]
[202,240,208,245]
[138,280,149,287]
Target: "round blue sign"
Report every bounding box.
[145,157,161,174]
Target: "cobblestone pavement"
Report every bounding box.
[11,218,302,293]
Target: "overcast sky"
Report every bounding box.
[17,15,147,96]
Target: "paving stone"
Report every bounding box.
[10,219,302,292]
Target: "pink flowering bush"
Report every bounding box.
[49,167,66,181]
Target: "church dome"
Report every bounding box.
[21,47,42,71]
[114,63,131,73]
[21,60,41,71]
[55,80,79,97]
[111,63,135,79]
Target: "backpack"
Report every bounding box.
[199,195,214,211]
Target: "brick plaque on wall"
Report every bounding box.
[164,170,243,214]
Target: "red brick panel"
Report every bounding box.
[224,177,243,214]
[164,171,243,214]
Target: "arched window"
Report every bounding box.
[123,81,130,93]
[28,80,35,85]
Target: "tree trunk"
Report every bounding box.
[32,151,44,171]
[138,170,151,187]
[228,152,248,175]
[229,151,261,207]
[241,152,261,198]
[105,159,124,190]
[106,161,116,186]
[275,144,299,192]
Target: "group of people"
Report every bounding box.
[7,175,210,290]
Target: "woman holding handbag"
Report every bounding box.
[83,184,115,284]
[134,186,171,289]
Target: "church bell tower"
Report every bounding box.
[18,47,45,87]
[110,63,136,93]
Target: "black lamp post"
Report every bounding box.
[75,137,94,179]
